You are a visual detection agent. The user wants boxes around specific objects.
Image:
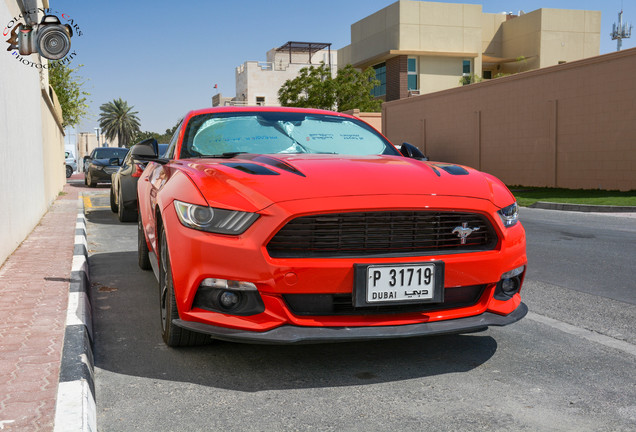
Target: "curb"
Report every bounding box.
[529,201,636,213]
[54,197,97,432]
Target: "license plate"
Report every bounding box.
[354,262,445,307]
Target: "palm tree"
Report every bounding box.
[98,98,141,148]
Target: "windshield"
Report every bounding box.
[93,148,129,159]
[181,112,399,158]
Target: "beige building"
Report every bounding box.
[76,132,119,168]
[338,1,601,101]
[214,41,337,107]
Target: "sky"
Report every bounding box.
[32,0,636,145]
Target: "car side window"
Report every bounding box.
[165,122,182,160]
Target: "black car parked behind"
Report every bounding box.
[85,147,130,188]
[110,143,168,222]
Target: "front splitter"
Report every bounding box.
[174,302,528,345]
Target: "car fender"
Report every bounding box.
[139,164,208,255]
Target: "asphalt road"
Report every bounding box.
[521,207,636,304]
[84,190,636,431]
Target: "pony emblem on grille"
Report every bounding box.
[452,222,480,244]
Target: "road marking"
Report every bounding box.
[82,194,110,210]
[527,311,636,357]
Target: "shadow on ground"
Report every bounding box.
[90,249,498,393]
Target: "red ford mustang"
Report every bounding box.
[135,107,527,347]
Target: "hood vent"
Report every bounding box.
[238,154,306,177]
[433,164,469,176]
[221,163,279,176]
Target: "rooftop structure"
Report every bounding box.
[213,41,336,107]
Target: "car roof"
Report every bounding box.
[182,106,359,124]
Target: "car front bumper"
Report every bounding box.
[174,302,528,344]
[160,194,527,336]
[90,166,119,183]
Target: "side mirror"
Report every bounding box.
[108,157,120,166]
[131,138,170,164]
[131,138,159,159]
[400,142,428,161]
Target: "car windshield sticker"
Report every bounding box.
[187,113,394,157]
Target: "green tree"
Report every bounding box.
[459,74,483,85]
[334,65,381,112]
[278,63,381,112]
[130,118,182,147]
[133,130,161,143]
[278,63,335,110]
[98,98,141,148]
[157,118,182,143]
[48,63,90,127]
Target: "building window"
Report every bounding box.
[407,57,418,91]
[463,60,471,75]
[483,70,492,79]
[461,59,473,85]
[371,63,386,97]
[256,96,265,106]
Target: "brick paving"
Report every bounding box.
[0,175,88,431]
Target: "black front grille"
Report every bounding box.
[283,285,486,316]
[267,211,497,258]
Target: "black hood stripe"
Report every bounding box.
[432,164,469,176]
[237,154,306,177]
[221,162,279,176]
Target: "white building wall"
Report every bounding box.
[0,0,66,266]
[235,48,337,106]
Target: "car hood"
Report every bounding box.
[173,154,514,212]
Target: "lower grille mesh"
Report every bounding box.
[283,285,486,316]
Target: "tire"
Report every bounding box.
[159,227,210,347]
[137,217,151,271]
[118,187,137,222]
[84,173,88,185]
[66,165,72,178]
[110,186,118,213]
[87,171,96,188]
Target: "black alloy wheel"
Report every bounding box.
[159,227,210,347]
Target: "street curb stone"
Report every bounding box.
[529,201,636,213]
[54,197,97,432]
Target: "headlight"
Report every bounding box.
[498,202,519,228]
[174,200,259,235]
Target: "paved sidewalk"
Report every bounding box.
[0,176,88,431]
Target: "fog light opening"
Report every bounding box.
[494,266,524,301]
[193,280,265,316]
[219,290,241,310]
[501,277,520,296]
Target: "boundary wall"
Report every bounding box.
[383,48,636,191]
